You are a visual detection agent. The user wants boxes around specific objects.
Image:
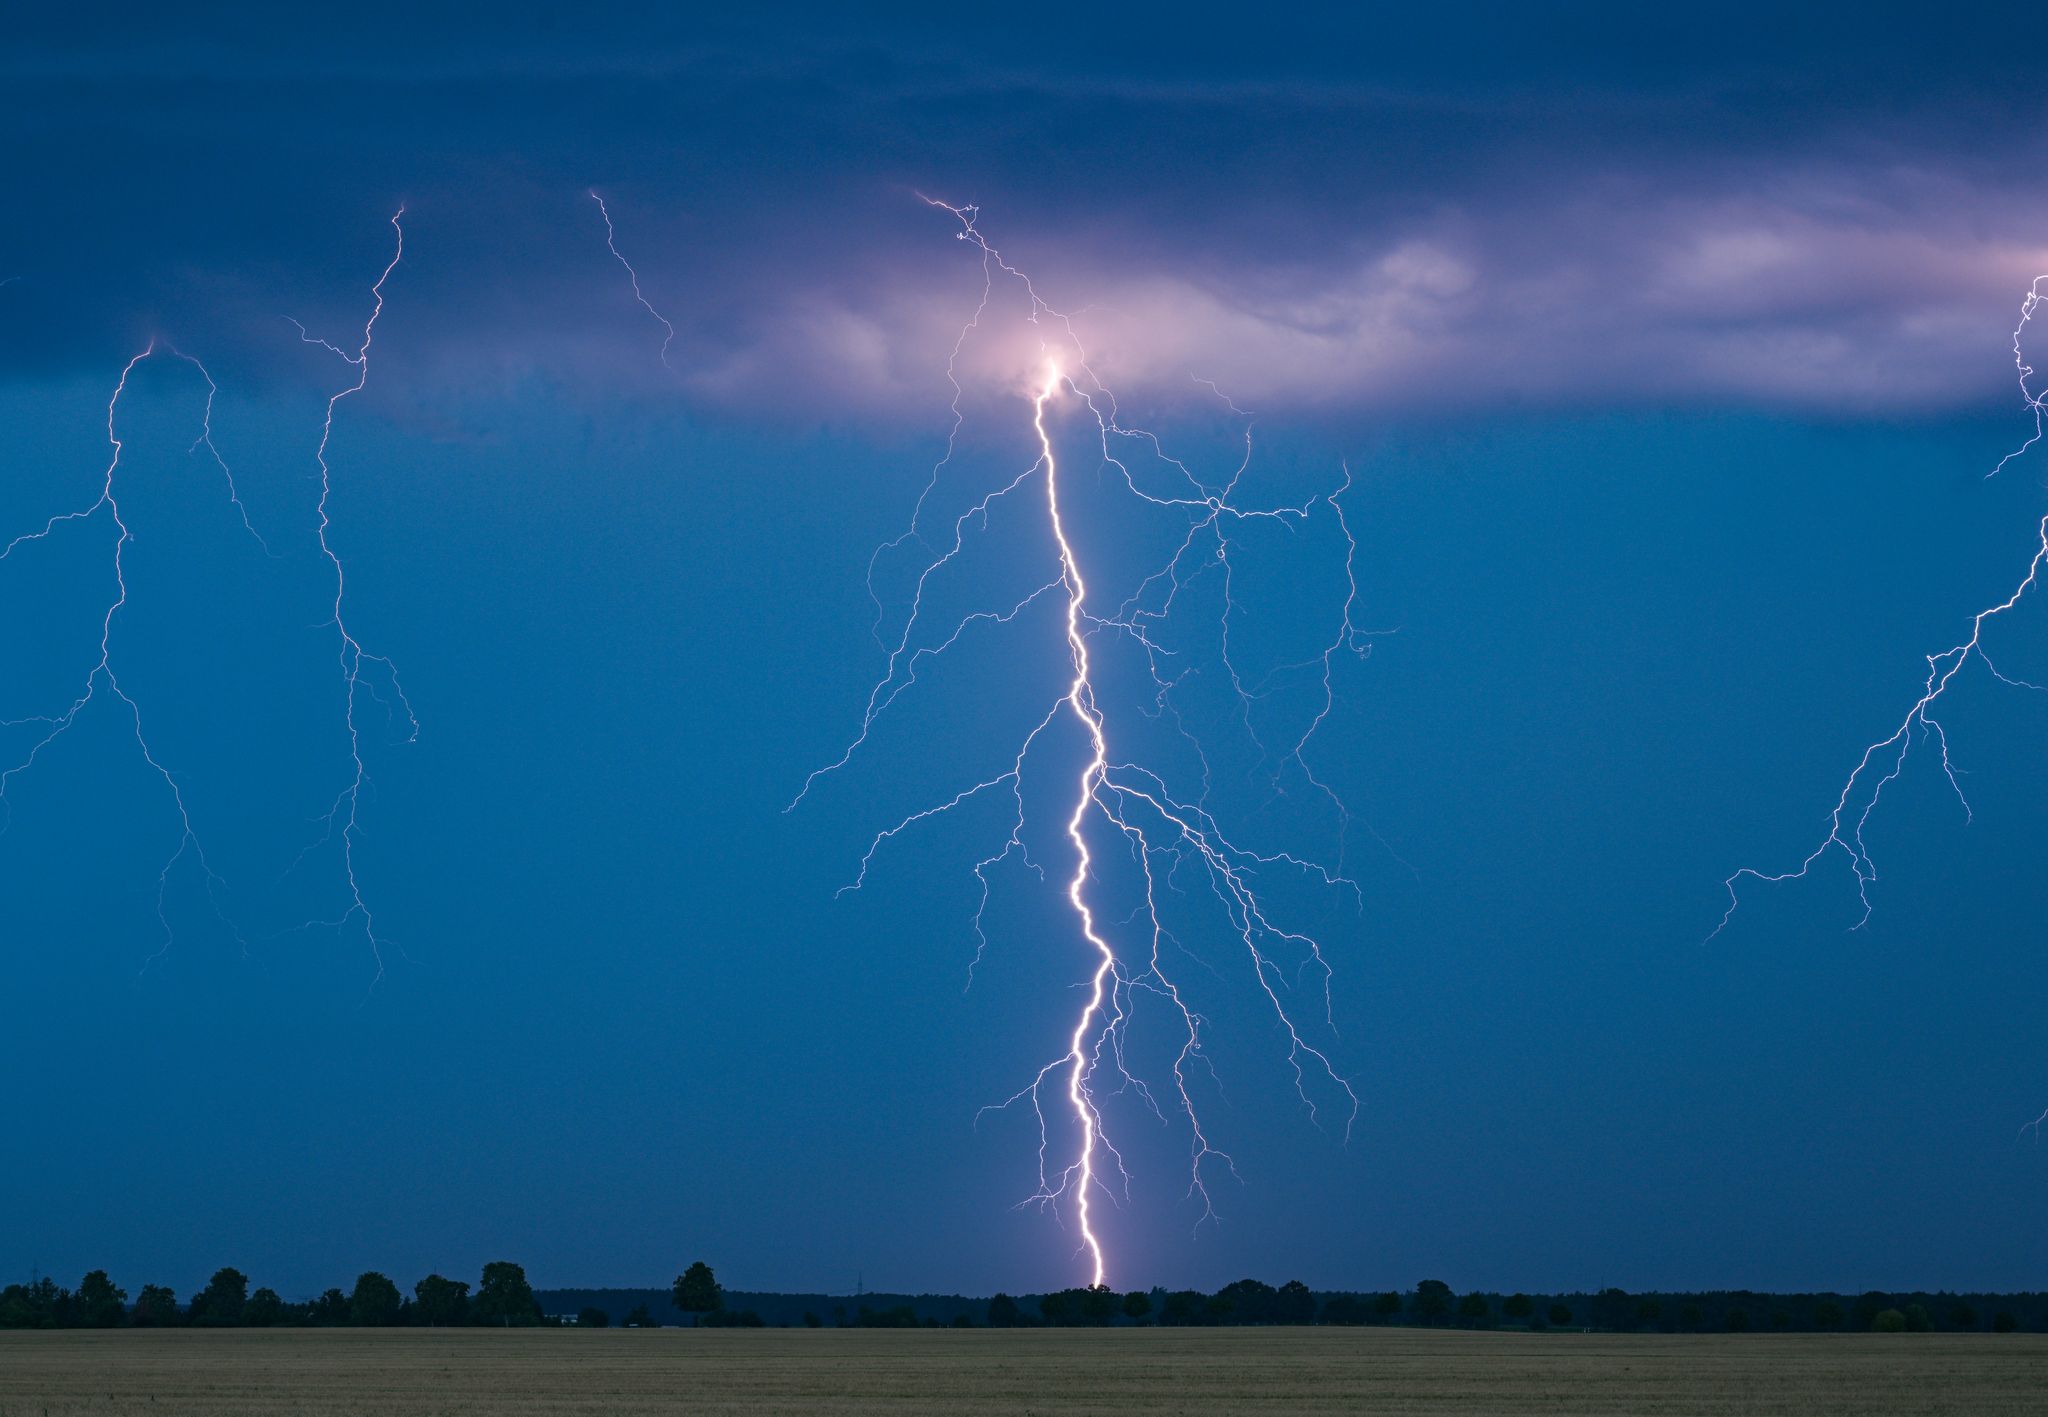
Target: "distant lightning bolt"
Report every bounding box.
[5,211,419,976]
[795,202,1374,1285]
[591,191,678,370]
[1,341,266,961]
[288,206,417,984]
[1716,273,2048,941]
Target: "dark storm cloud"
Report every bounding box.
[6,4,2047,415]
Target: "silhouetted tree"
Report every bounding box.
[672,1261,721,1325]
[1160,1290,1205,1325]
[1501,1293,1533,1322]
[802,1311,822,1328]
[1048,1285,1114,1326]
[1872,1308,1907,1333]
[1320,1295,1367,1325]
[1590,1288,1631,1330]
[74,1271,126,1328]
[191,1268,248,1326]
[577,1307,610,1328]
[623,1304,656,1327]
[1210,1279,1275,1324]
[1371,1292,1403,1324]
[0,1279,65,1328]
[1413,1280,1453,1326]
[132,1284,181,1328]
[1457,1293,1491,1327]
[987,1293,1020,1328]
[245,1289,285,1327]
[1814,1299,1844,1329]
[309,1288,350,1326]
[1274,1281,1315,1325]
[1123,1290,1153,1323]
[857,1304,918,1328]
[349,1272,403,1327]
[1546,1302,1572,1327]
[475,1261,539,1327]
[1903,1303,1932,1333]
[413,1275,471,1327]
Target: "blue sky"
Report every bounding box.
[6,4,2048,1299]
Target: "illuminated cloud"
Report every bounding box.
[5,10,2043,420]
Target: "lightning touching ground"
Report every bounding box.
[793,202,1381,1286]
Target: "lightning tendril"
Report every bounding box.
[4,208,419,979]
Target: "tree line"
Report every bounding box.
[8,1266,2040,1333]
[986,1279,2039,1333]
[0,1259,746,1333]
[0,1261,551,1330]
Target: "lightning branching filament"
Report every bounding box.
[1717,274,2048,941]
[794,202,1378,1285]
[590,191,678,371]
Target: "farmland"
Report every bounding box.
[3,1327,2045,1415]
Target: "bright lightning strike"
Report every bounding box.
[1716,273,2048,942]
[794,202,1379,1286]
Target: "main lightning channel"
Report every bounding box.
[1037,362,1116,1286]
[799,202,1373,1286]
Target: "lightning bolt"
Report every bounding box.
[795,202,1375,1286]
[5,209,419,979]
[1,341,266,962]
[1717,273,2048,941]
[590,191,678,371]
[287,206,418,986]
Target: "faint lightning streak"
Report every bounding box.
[290,206,417,985]
[1989,275,2048,480]
[1,342,254,963]
[1717,272,2048,936]
[590,191,678,371]
[167,343,274,556]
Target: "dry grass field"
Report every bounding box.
[2,1327,2044,1416]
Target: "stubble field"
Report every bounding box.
[2,1327,2043,1415]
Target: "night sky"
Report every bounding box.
[8,4,2048,1300]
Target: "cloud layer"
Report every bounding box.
[7,9,2048,420]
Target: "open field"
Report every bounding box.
[3,1327,2045,1415]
